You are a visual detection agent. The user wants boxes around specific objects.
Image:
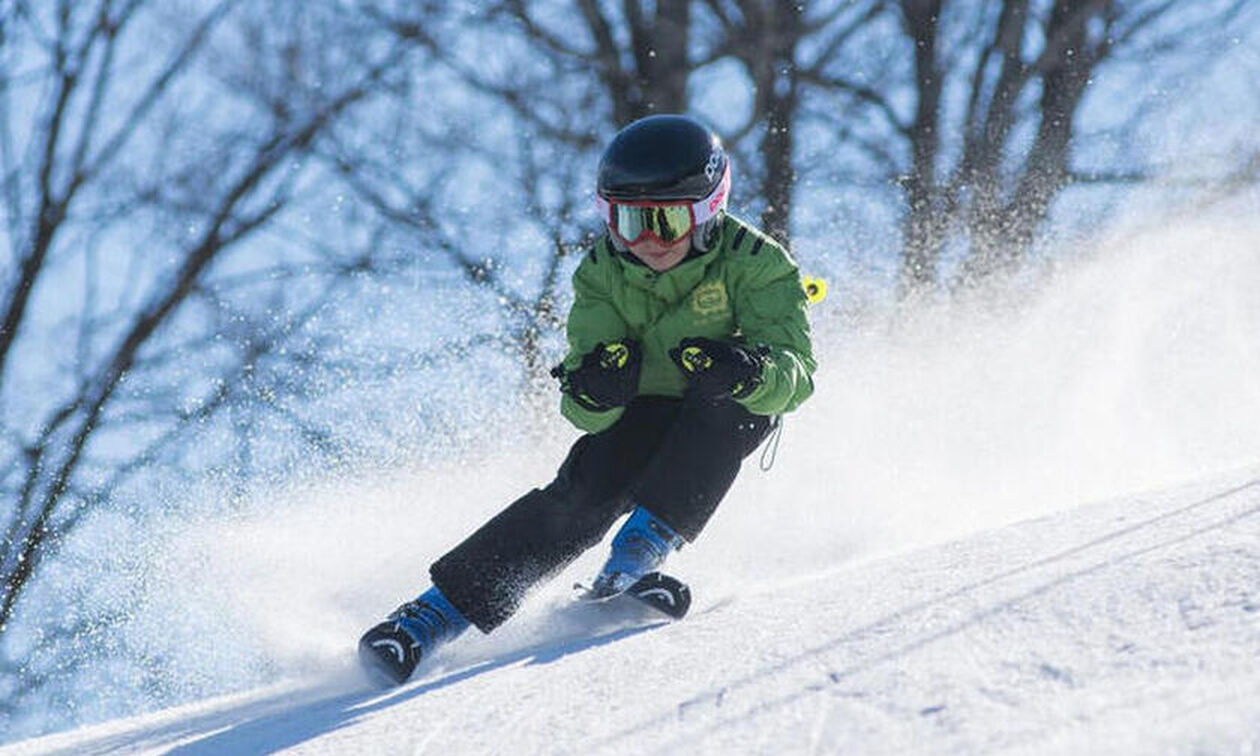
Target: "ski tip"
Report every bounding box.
[357,626,417,688]
[627,572,691,619]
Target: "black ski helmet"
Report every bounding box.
[596,114,730,252]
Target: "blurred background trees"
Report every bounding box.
[1,0,1256,737]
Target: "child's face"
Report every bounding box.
[626,232,692,272]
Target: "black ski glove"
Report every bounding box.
[551,340,642,411]
[669,337,767,401]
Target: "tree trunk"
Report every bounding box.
[899,0,946,293]
[757,4,802,247]
[630,0,690,118]
[1002,0,1105,260]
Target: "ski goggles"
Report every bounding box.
[596,163,730,246]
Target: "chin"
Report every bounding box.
[642,253,682,271]
[631,241,690,271]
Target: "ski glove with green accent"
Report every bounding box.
[670,337,766,401]
[552,340,642,411]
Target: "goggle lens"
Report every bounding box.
[610,203,695,245]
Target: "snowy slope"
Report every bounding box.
[4,220,1259,753]
[5,467,1259,755]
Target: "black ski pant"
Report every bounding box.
[430,395,775,633]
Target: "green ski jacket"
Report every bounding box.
[560,214,816,433]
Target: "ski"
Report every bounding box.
[575,571,691,620]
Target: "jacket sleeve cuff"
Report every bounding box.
[735,346,813,416]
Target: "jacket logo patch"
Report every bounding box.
[691,281,729,318]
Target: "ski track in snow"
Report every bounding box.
[613,474,1260,754]
[6,469,1260,755]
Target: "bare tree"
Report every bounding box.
[340,3,629,393]
[491,1,888,250]
[801,0,1253,292]
[492,0,693,125]
[370,0,1253,294]
[0,0,416,712]
[699,2,890,246]
[501,0,830,246]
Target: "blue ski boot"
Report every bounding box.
[358,585,470,686]
[587,506,685,600]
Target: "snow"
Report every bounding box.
[4,468,1259,755]
[4,219,1260,753]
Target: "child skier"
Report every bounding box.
[359,114,816,685]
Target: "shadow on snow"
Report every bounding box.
[50,619,666,756]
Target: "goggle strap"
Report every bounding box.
[691,162,731,225]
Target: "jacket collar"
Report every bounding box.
[611,225,729,304]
